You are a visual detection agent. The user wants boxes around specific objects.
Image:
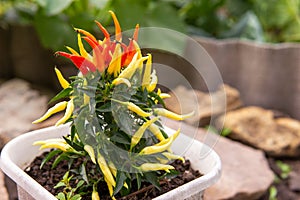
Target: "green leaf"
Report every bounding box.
[43,0,74,16]
[109,133,131,145]
[56,192,66,200]
[96,103,112,112]
[70,194,82,200]
[49,88,73,104]
[144,172,160,190]
[33,12,76,50]
[52,153,69,169]
[79,164,89,184]
[54,181,66,189]
[76,180,85,189]
[63,136,84,151]
[63,171,70,181]
[276,160,291,179]
[221,128,232,137]
[40,149,62,169]
[160,169,179,179]
[220,11,264,41]
[113,171,128,195]
[269,186,277,200]
[136,173,142,190]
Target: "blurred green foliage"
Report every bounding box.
[1,0,300,51]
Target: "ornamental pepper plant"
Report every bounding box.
[33,11,193,200]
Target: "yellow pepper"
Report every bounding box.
[139,136,173,155]
[39,142,70,152]
[117,54,148,80]
[84,145,96,164]
[33,138,66,146]
[132,40,142,59]
[65,46,79,56]
[97,154,116,187]
[55,99,74,126]
[54,68,70,89]
[84,93,90,105]
[162,152,185,163]
[108,161,117,177]
[153,108,194,120]
[159,93,171,99]
[83,79,90,105]
[139,163,174,172]
[32,101,68,124]
[170,128,180,141]
[130,117,159,149]
[92,188,100,200]
[107,43,122,77]
[148,123,165,141]
[108,161,129,189]
[146,70,157,92]
[92,183,100,200]
[142,54,152,89]
[77,33,89,58]
[111,78,131,87]
[127,102,152,117]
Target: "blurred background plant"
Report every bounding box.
[1,0,300,52]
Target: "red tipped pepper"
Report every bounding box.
[56,52,96,74]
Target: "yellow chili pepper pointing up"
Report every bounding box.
[148,123,165,141]
[54,68,70,89]
[55,99,74,126]
[130,117,159,149]
[117,54,148,81]
[107,43,122,77]
[146,70,157,92]
[154,108,195,120]
[132,40,142,59]
[77,33,89,58]
[33,101,68,124]
[142,54,152,89]
[65,46,79,56]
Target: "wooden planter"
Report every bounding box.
[195,37,300,120]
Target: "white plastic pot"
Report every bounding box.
[0,125,221,200]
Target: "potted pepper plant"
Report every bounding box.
[0,11,221,200]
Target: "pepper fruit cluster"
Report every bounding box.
[33,11,193,200]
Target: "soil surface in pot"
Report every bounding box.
[25,152,202,200]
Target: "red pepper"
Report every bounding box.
[56,52,96,74]
[95,20,110,42]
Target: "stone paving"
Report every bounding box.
[1,79,300,200]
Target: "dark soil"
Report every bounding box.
[25,152,201,200]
